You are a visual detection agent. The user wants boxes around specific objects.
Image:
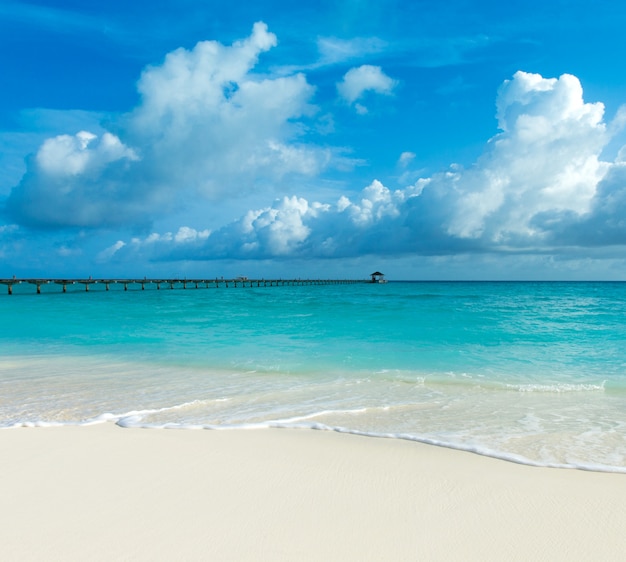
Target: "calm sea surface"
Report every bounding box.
[2,281,626,471]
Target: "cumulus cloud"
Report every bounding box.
[438,71,610,243]
[125,21,325,191]
[337,65,396,110]
[6,22,330,229]
[105,71,626,263]
[35,131,138,176]
[6,130,144,228]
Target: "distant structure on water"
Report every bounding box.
[370,271,388,283]
[0,276,367,295]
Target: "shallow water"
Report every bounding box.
[2,281,626,471]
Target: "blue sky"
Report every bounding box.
[3,0,626,279]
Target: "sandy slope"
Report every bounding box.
[1,424,626,561]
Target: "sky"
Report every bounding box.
[3,0,626,280]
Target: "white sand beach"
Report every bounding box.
[1,424,626,561]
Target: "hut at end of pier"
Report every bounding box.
[370,271,387,283]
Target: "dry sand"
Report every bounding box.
[1,424,626,561]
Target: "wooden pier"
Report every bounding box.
[0,277,368,295]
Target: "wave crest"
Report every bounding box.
[506,381,606,393]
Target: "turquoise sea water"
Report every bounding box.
[2,281,626,471]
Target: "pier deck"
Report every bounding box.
[0,277,368,295]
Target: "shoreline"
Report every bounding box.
[2,425,626,561]
[7,419,626,474]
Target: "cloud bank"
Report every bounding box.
[112,71,626,263]
[5,13,626,271]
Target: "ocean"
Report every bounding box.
[2,280,626,472]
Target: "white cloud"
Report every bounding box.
[103,71,626,263]
[125,20,327,196]
[337,65,397,109]
[445,71,608,242]
[6,22,332,229]
[97,240,126,261]
[0,109,108,194]
[242,196,313,255]
[317,37,386,65]
[341,180,402,225]
[36,131,137,177]
[130,227,210,247]
[6,127,145,228]
[398,151,416,167]
[174,226,210,243]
